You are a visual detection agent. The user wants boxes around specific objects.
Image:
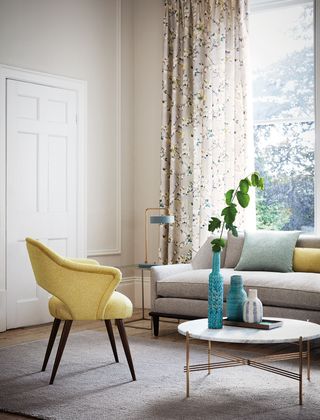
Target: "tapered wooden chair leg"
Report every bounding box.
[105,320,119,363]
[49,320,72,384]
[115,319,136,381]
[42,318,61,371]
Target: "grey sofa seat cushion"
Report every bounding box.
[156,268,320,311]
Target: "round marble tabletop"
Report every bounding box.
[178,318,320,344]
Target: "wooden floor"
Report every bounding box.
[0,311,319,419]
[0,310,177,350]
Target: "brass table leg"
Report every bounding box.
[299,336,303,405]
[307,340,311,381]
[183,335,311,403]
[186,332,190,398]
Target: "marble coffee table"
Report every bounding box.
[178,318,320,404]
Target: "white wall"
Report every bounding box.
[0,0,135,267]
[133,0,163,264]
[0,0,164,316]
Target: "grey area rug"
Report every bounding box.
[0,330,319,420]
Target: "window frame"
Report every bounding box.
[250,0,319,233]
[314,0,320,234]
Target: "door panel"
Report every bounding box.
[6,79,78,329]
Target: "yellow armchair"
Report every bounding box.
[26,238,136,384]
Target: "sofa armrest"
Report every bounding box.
[150,264,192,311]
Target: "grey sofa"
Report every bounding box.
[150,234,320,336]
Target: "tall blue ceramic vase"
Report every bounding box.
[208,251,224,329]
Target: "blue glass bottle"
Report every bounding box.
[226,275,247,321]
[208,251,224,329]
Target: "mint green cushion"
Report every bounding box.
[235,230,300,273]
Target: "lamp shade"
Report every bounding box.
[149,215,175,224]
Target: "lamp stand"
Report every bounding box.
[144,207,172,264]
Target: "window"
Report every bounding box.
[250,0,315,232]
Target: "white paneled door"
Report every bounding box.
[6,79,78,329]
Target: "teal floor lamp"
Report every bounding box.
[135,207,174,324]
[142,207,175,267]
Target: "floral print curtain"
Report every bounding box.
[160,0,251,264]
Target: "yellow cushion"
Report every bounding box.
[293,248,320,273]
[102,291,133,320]
[48,291,132,321]
[49,296,73,320]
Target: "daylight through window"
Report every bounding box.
[250,1,315,232]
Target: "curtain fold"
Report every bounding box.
[159,0,251,264]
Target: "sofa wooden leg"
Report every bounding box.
[152,315,159,337]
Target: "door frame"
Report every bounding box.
[0,64,87,332]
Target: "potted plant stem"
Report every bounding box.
[207,172,264,329]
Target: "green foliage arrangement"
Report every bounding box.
[208,172,264,252]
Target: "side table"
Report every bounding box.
[116,263,160,330]
[136,263,159,322]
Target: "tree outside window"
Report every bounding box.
[250,2,314,231]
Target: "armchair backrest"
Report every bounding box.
[26,238,121,320]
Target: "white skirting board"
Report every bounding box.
[0,289,6,331]
[116,276,151,309]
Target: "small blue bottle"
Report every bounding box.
[226,275,247,321]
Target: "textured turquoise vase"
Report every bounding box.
[208,251,224,329]
[226,275,247,321]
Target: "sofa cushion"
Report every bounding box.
[293,248,320,273]
[191,236,227,269]
[296,235,320,248]
[156,268,320,311]
[191,237,213,269]
[224,231,244,268]
[235,230,300,272]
